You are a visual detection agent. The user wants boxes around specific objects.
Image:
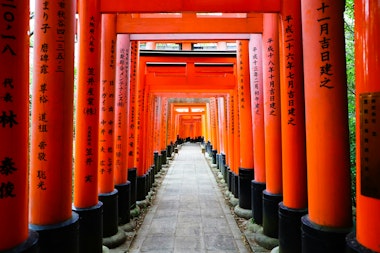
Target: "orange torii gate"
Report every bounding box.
[2,1,380,253]
[171,104,207,140]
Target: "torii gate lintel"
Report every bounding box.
[100,0,281,13]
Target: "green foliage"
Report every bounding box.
[344,0,356,206]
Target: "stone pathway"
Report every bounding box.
[127,143,251,253]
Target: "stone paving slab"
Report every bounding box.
[111,143,252,253]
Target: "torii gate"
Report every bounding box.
[1,1,379,253]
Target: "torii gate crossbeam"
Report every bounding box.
[100,0,280,13]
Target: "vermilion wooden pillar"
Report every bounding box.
[209,98,218,164]
[205,102,211,144]
[278,1,308,252]
[135,41,144,176]
[346,0,380,252]
[174,111,180,141]
[125,54,138,210]
[249,34,266,225]
[145,94,155,188]
[29,0,79,251]
[130,41,146,201]
[226,94,235,190]
[160,97,168,164]
[301,0,353,251]
[226,93,237,197]
[201,113,206,140]
[233,89,241,198]
[98,14,123,240]
[0,1,38,252]
[217,97,226,176]
[168,102,176,146]
[154,96,162,153]
[127,41,138,171]
[72,0,103,252]
[114,34,132,225]
[140,87,150,194]
[236,40,254,211]
[98,15,116,194]
[262,14,283,238]
[222,96,229,181]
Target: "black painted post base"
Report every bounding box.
[238,168,254,210]
[216,153,220,169]
[220,153,226,176]
[212,149,217,164]
[231,171,235,196]
[29,212,79,253]
[145,170,150,196]
[234,173,239,199]
[72,202,103,253]
[158,154,163,171]
[166,145,172,158]
[262,190,283,238]
[228,169,232,192]
[150,168,154,186]
[2,230,39,253]
[278,202,307,253]
[136,175,146,201]
[346,232,377,253]
[128,168,137,209]
[154,151,159,174]
[115,182,131,225]
[149,167,154,187]
[223,165,228,183]
[207,143,212,156]
[301,215,352,253]
[161,150,167,165]
[251,180,266,225]
[98,189,119,238]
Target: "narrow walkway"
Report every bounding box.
[128,143,250,253]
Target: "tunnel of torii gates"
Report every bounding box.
[1,0,380,252]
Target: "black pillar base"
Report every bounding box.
[161,150,167,165]
[72,202,103,253]
[158,154,163,171]
[150,168,154,186]
[346,232,377,253]
[220,153,226,175]
[251,180,266,225]
[216,154,220,169]
[29,212,79,253]
[136,175,146,201]
[238,168,254,210]
[228,169,232,192]
[231,171,235,196]
[145,170,151,196]
[262,190,282,238]
[148,167,154,187]
[278,202,307,253]
[2,230,39,253]
[166,145,172,158]
[128,168,137,209]
[233,173,239,198]
[98,189,119,238]
[207,143,212,156]
[301,215,352,253]
[154,151,159,174]
[212,149,217,164]
[115,181,131,225]
[223,165,228,183]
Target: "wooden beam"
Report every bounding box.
[131,34,251,41]
[117,13,263,34]
[101,0,280,13]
